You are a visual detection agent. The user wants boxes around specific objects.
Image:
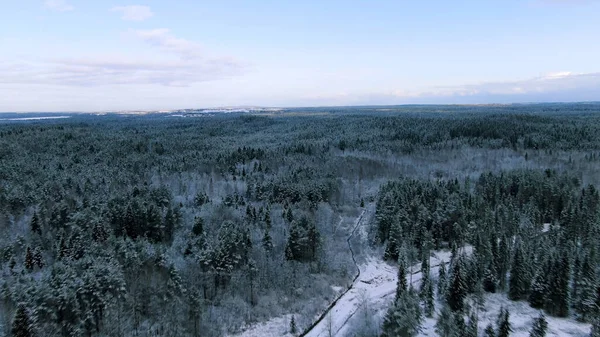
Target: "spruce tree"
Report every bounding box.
[11,304,32,337]
[192,217,204,236]
[465,311,478,337]
[30,212,41,235]
[24,247,34,271]
[497,307,512,337]
[262,230,273,252]
[421,275,434,317]
[382,290,422,337]
[435,305,459,337]
[509,243,529,301]
[529,261,549,309]
[483,263,497,293]
[529,312,548,337]
[290,315,297,334]
[438,261,447,296]
[546,251,571,317]
[396,255,408,302]
[446,257,467,312]
[591,319,600,337]
[576,254,598,322]
[484,323,496,337]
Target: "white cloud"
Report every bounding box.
[132,29,205,59]
[44,0,74,12]
[111,5,154,22]
[0,30,245,87]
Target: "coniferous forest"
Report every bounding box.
[1,104,600,337]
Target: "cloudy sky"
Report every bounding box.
[1,0,600,111]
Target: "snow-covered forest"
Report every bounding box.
[1,104,599,337]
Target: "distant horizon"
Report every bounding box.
[2,100,600,114]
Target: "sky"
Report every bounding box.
[1,0,600,112]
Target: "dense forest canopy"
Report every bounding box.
[0,104,599,337]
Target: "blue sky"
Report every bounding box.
[1,0,600,111]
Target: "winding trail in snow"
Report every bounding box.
[298,208,367,337]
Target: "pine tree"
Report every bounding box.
[446,257,467,312]
[435,305,460,337]
[498,236,510,291]
[484,323,496,337]
[382,290,422,337]
[396,255,408,302]
[421,275,434,317]
[529,312,548,337]
[24,247,34,271]
[420,251,431,298]
[438,260,448,296]
[546,251,571,317]
[529,261,549,309]
[483,263,497,293]
[576,254,598,322]
[591,319,600,337]
[290,315,297,334]
[33,247,43,269]
[509,243,530,301]
[262,229,273,252]
[497,307,512,337]
[30,212,41,235]
[11,304,32,337]
[465,311,478,337]
[192,217,204,236]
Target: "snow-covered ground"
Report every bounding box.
[225,314,296,337]
[227,209,590,337]
[332,250,453,337]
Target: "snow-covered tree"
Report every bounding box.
[575,254,598,322]
[465,311,478,337]
[496,307,512,337]
[290,315,297,334]
[446,257,467,312]
[509,242,529,301]
[484,323,495,337]
[529,312,548,337]
[382,289,422,337]
[438,260,447,296]
[11,304,33,337]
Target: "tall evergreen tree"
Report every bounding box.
[289,315,297,334]
[446,257,467,312]
[497,307,512,337]
[438,261,448,296]
[575,254,598,322]
[465,311,478,337]
[529,261,549,309]
[11,304,32,337]
[529,312,548,337]
[421,275,434,317]
[382,290,422,337]
[484,324,496,337]
[24,247,34,271]
[30,212,41,235]
[509,242,530,301]
[591,319,600,337]
[262,229,273,252]
[396,255,408,302]
[546,251,571,317]
[483,263,498,293]
[192,217,204,236]
[435,305,459,337]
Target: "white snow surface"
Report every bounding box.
[226,314,295,337]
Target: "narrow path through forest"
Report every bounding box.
[299,207,369,337]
